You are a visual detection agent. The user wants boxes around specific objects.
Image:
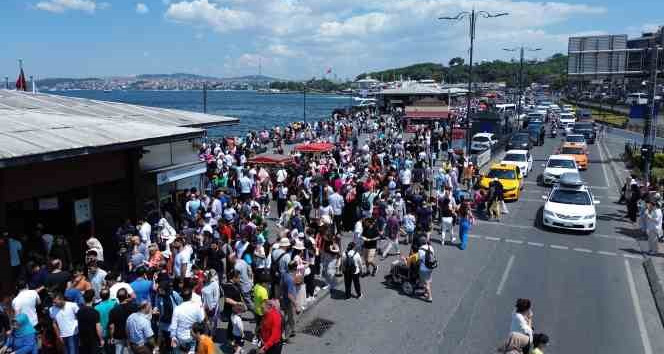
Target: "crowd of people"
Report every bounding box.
[1,105,551,354]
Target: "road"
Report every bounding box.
[282,131,664,354]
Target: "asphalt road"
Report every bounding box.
[283,131,664,354]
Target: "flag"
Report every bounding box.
[16,64,27,91]
[325,67,332,74]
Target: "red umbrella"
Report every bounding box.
[248,153,294,166]
[293,142,335,153]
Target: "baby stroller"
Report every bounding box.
[384,259,425,296]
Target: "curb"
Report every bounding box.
[643,258,664,326]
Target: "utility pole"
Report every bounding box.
[303,81,307,124]
[643,44,661,186]
[504,46,541,129]
[203,82,208,113]
[440,9,509,155]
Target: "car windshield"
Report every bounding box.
[488,169,516,179]
[566,136,585,143]
[562,147,584,155]
[548,159,576,169]
[511,135,529,142]
[549,189,592,205]
[575,123,593,130]
[503,154,526,162]
[473,136,490,142]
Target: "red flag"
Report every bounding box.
[16,67,27,91]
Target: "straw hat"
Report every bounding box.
[293,239,305,250]
[279,237,291,248]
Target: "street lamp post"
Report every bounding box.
[440,10,509,155]
[503,46,541,129]
[303,81,307,125]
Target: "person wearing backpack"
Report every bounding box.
[418,239,437,302]
[341,242,363,300]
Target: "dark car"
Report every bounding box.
[527,123,545,146]
[573,122,596,144]
[506,132,532,151]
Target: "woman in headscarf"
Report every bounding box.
[496,332,530,354]
[6,313,38,354]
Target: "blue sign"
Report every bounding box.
[629,104,648,119]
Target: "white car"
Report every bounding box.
[541,155,578,185]
[471,133,497,152]
[562,104,574,112]
[564,134,587,149]
[501,150,533,177]
[541,173,599,233]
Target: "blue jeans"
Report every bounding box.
[459,218,471,250]
[63,334,79,354]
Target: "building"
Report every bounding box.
[0,90,237,288]
[567,27,664,94]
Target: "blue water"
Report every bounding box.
[53,90,352,137]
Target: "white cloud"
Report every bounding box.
[165,0,255,33]
[136,3,149,14]
[35,0,107,13]
[163,0,608,78]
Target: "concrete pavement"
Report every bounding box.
[281,130,664,353]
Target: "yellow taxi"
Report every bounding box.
[479,163,523,201]
[559,142,589,170]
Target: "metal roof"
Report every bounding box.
[0,108,203,167]
[0,89,239,128]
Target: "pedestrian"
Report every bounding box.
[258,300,283,354]
[49,292,80,354]
[94,288,117,354]
[361,218,379,277]
[439,197,456,245]
[381,212,401,259]
[12,280,40,328]
[5,313,38,354]
[126,301,155,354]
[77,290,103,354]
[280,261,298,341]
[458,202,474,250]
[488,178,503,222]
[229,304,245,354]
[341,242,363,299]
[627,183,641,222]
[169,287,205,354]
[510,298,534,346]
[191,322,215,354]
[108,288,137,354]
[252,274,270,345]
[644,200,662,255]
[418,239,436,302]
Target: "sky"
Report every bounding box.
[0,0,662,80]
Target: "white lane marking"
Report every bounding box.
[475,220,632,241]
[506,239,523,244]
[468,234,480,239]
[485,236,501,241]
[523,181,608,189]
[595,233,633,241]
[550,244,569,250]
[596,139,612,188]
[573,247,593,253]
[624,259,653,354]
[597,251,618,256]
[623,254,643,260]
[527,242,544,247]
[496,255,515,295]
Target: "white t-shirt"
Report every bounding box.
[276,169,287,183]
[13,289,40,326]
[49,302,79,338]
[169,301,205,341]
[174,249,192,278]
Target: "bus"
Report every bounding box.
[626,93,648,105]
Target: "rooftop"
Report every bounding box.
[0,89,238,167]
[0,90,238,128]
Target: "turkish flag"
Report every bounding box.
[16,68,27,91]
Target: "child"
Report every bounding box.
[230,304,245,354]
[531,333,549,354]
[191,322,215,354]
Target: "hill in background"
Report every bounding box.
[357,53,567,89]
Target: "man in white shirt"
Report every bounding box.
[239,173,254,201]
[13,280,41,326]
[341,242,363,299]
[49,293,80,354]
[138,218,151,244]
[170,288,205,352]
[106,273,135,300]
[276,168,288,184]
[174,242,193,281]
[328,191,345,235]
[400,168,412,195]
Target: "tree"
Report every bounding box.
[449,57,465,67]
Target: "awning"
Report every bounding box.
[405,111,450,119]
[248,153,294,166]
[294,142,335,153]
[155,161,207,185]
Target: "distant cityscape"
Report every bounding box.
[25,74,296,91]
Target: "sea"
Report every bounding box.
[53,90,352,137]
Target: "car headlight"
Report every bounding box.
[543,172,553,178]
[583,214,595,220]
[543,210,556,217]
[504,186,517,191]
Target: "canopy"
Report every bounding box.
[248,153,294,166]
[294,142,335,153]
